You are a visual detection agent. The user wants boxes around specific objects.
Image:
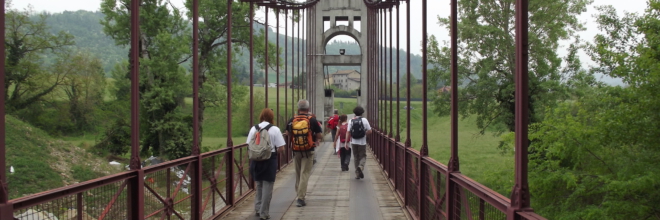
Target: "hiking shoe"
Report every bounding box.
[296,199,306,207]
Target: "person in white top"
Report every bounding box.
[246,108,285,219]
[345,106,372,179]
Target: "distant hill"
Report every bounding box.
[42,10,128,74]
[38,10,425,80]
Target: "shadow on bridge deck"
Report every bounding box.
[222,136,410,220]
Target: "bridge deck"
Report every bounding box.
[222,139,410,220]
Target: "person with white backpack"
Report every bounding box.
[247,108,286,219]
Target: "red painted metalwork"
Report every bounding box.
[225,0,235,208]
[265,7,270,107]
[276,8,280,127]
[297,9,301,103]
[509,0,532,218]
[250,3,255,127]
[0,0,9,218]
[128,0,145,218]
[192,0,204,219]
[446,0,461,218]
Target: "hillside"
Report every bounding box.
[5,115,122,199]
[39,10,426,80]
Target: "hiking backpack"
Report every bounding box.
[248,124,273,161]
[338,123,351,143]
[327,115,338,129]
[290,115,315,151]
[350,117,366,139]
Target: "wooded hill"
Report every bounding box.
[38,10,425,82]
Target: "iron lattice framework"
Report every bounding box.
[0,0,545,219]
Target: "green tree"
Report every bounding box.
[528,1,660,219]
[58,53,107,132]
[183,0,278,141]
[428,0,592,134]
[4,5,75,112]
[100,0,192,159]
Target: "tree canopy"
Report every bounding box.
[528,1,660,219]
[428,0,592,134]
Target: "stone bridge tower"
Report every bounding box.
[311,0,368,122]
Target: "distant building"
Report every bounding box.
[437,86,451,93]
[330,70,361,91]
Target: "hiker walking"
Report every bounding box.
[247,108,286,219]
[327,109,339,154]
[346,106,372,179]
[286,100,323,207]
[333,114,351,171]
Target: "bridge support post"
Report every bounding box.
[508,0,532,219]
[0,1,10,219]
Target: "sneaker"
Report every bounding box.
[255,212,260,217]
[357,167,364,179]
[260,215,270,220]
[296,199,306,207]
[313,159,317,164]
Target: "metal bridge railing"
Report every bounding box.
[8,142,293,220]
[369,131,546,220]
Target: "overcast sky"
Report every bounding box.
[12,0,648,71]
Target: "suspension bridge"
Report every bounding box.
[0,0,545,219]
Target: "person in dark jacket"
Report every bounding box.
[247,108,285,219]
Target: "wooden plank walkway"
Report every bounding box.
[221,138,410,220]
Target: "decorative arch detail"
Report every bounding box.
[322,25,362,50]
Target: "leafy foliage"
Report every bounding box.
[100,0,192,160]
[529,1,660,219]
[428,0,592,134]
[4,5,75,112]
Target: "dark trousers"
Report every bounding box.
[339,147,352,170]
[331,128,337,141]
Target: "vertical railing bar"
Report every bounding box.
[128,0,145,218]
[167,168,171,220]
[447,0,461,219]
[191,0,203,218]
[276,8,280,127]
[249,3,254,126]
[509,0,531,219]
[0,0,12,218]
[285,9,289,123]
[419,0,430,219]
[404,0,411,208]
[388,6,394,180]
[249,2,256,190]
[395,2,401,194]
[225,0,235,208]
[77,193,83,220]
[298,9,302,105]
[265,7,270,107]
[479,198,485,220]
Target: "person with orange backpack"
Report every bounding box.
[285,99,323,207]
[333,114,351,171]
